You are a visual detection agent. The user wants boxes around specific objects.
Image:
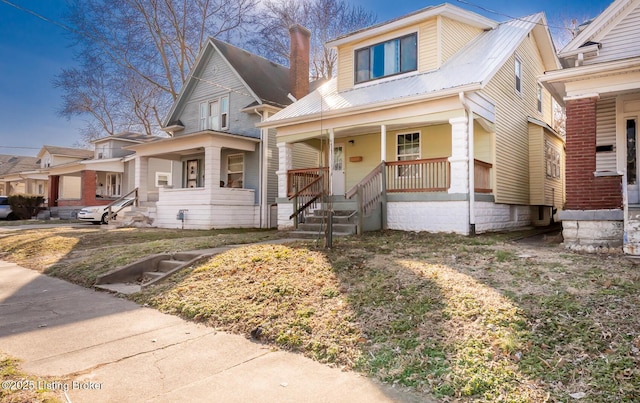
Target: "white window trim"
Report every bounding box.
[105,173,122,196]
[396,131,422,178]
[226,153,244,188]
[396,131,422,161]
[199,94,230,131]
[515,56,523,96]
[155,172,172,187]
[537,83,543,114]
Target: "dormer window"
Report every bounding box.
[355,33,417,84]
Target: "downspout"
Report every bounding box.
[459,92,476,235]
[254,108,266,229]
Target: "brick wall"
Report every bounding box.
[289,25,310,100]
[565,98,622,210]
[57,170,111,207]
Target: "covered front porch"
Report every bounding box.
[275,93,498,235]
[129,132,261,230]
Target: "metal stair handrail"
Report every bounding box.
[106,187,139,222]
[288,174,327,227]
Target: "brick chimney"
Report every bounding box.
[289,24,310,101]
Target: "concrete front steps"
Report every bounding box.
[108,204,156,228]
[95,252,203,294]
[290,209,358,239]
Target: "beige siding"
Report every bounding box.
[528,124,564,208]
[474,122,493,164]
[336,19,439,91]
[544,133,564,209]
[419,19,438,72]
[343,132,381,190]
[482,34,549,205]
[440,17,483,64]
[337,46,354,92]
[528,125,544,205]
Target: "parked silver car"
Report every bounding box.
[0,196,13,220]
[77,198,134,224]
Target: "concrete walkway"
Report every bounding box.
[0,260,429,403]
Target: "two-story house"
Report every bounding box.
[127,26,318,230]
[541,0,640,253]
[260,3,564,235]
[0,154,42,196]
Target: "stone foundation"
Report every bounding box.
[559,210,623,253]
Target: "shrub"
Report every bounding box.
[8,195,45,219]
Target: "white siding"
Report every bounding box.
[587,3,640,65]
[155,187,258,229]
[596,98,617,172]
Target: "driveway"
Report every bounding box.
[0,260,427,402]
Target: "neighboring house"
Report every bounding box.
[541,0,640,253]
[44,134,170,218]
[127,27,318,230]
[260,3,564,235]
[0,155,42,196]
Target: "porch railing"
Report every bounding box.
[474,159,493,193]
[346,162,386,234]
[385,158,450,192]
[287,167,329,197]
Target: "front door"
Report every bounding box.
[627,117,640,204]
[332,143,345,196]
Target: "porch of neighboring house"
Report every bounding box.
[277,111,499,236]
[48,161,129,219]
[130,133,261,230]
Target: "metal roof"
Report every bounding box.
[264,14,544,125]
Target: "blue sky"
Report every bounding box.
[0,0,614,157]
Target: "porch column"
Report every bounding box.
[135,156,149,202]
[448,116,470,194]
[380,125,387,161]
[329,128,335,195]
[277,142,293,198]
[204,146,221,190]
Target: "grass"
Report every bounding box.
[0,353,64,403]
[1,226,639,402]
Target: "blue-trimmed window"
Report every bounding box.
[355,33,417,84]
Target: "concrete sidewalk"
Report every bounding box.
[0,260,428,403]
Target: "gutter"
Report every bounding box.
[459,91,475,235]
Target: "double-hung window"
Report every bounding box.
[200,95,230,131]
[227,154,244,188]
[537,84,543,113]
[397,132,421,177]
[515,57,522,94]
[355,33,417,84]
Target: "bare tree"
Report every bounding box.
[56,0,257,143]
[249,0,377,80]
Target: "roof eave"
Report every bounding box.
[326,4,496,48]
[258,83,482,129]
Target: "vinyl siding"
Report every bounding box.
[174,49,261,139]
[528,125,544,205]
[596,98,617,172]
[586,2,640,65]
[528,125,564,207]
[440,17,483,65]
[545,132,564,208]
[482,35,548,205]
[336,19,438,92]
[267,129,279,204]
